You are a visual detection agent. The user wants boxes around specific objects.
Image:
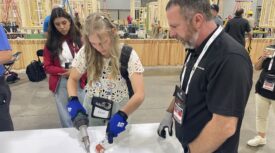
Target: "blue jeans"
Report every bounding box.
[54,77,85,128]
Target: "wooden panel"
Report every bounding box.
[123,39,185,66]
[143,40,159,66]
[246,38,275,64]
[123,39,147,65]
[259,0,275,28]
[158,0,169,29]
[147,2,159,31]
[158,40,170,65]
[9,39,45,69]
[10,38,275,70]
[9,39,186,69]
[170,40,185,65]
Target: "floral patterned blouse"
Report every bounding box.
[72,45,144,103]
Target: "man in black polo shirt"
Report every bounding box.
[0,24,14,131]
[157,0,252,152]
[224,8,252,46]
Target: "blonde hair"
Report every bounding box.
[83,13,120,83]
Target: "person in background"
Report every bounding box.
[43,7,86,128]
[247,45,275,147]
[210,4,223,26]
[0,24,14,131]
[43,4,62,38]
[127,15,133,25]
[152,21,162,39]
[246,10,255,30]
[157,0,252,152]
[74,12,82,30]
[67,13,145,143]
[43,15,51,37]
[224,8,252,46]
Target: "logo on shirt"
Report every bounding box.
[196,66,205,71]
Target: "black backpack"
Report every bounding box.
[120,45,134,98]
[26,54,46,82]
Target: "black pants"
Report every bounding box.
[0,75,14,131]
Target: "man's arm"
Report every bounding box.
[245,21,252,44]
[188,114,238,153]
[247,31,252,45]
[0,25,12,64]
[0,50,12,64]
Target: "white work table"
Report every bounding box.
[0,123,183,153]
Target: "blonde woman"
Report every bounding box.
[67,13,145,143]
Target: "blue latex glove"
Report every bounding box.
[67,96,87,120]
[106,110,128,143]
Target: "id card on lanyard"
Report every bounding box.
[263,53,275,92]
[173,26,223,125]
[91,82,114,119]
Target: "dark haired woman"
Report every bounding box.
[43,7,86,127]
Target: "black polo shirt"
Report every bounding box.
[175,29,253,153]
[224,16,251,46]
[255,58,275,100]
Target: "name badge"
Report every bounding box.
[174,100,184,124]
[93,107,110,119]
[263,80,275,91]
[172,85,186,125]
[91,96,113,119]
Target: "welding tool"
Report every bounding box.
[67,96,90,153]
[73,112,90,153]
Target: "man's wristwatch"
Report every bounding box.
[183,144,190,153]
[68,96,78,101]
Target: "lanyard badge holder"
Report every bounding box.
[91,82,114,120]
[262,51,275,91]
[173,85,186,125]
[173,26,223,125]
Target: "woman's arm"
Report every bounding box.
[254,50,271,71]
[43,47,66,75]
[120,72,145,116]
[67,68,82,97]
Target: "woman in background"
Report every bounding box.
[43,7,86,127]
[247,45,275,146]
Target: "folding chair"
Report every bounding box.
[4,51,22,75]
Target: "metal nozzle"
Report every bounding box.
[83,136,90,153]
[72,112,90,152]
[79,125,90,153]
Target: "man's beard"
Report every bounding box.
[178,26,199,49]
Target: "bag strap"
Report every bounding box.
[36,49,43,63]
[37,55,41,63]
[120,45,134,98]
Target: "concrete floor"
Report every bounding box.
[8,69,275,153]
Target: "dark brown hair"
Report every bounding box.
[166,0,212,21]
[46,8,82,58]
